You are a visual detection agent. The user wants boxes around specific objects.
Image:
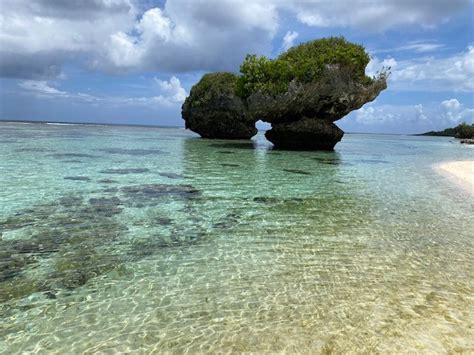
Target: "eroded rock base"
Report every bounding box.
[265,119,344,151]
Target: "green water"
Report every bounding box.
[0,122,473,353]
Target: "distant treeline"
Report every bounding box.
[418,123,474,139]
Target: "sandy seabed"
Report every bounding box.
[434,160,474,196]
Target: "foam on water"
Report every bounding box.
[0,123,473,353]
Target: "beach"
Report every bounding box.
[434,160,474,196]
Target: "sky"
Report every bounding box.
[0,0,473,134]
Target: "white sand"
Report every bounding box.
[434,161,474,196]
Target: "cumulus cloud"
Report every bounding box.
[153,76,187,105]
[440,99,474,123]
[414,104,428,121]
[355,105,397,125]
[349,99,473,133]
[101,1,278,73]
[1,0,472,79]
[367,46,474,91]
[285,0,472,31]
[0,0,136,78]
[280,31,299,52]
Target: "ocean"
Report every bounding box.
[0,121,472,352]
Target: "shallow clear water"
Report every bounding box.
[0,122,473,353]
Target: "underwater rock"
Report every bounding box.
[282,168,311,175]
[95,148,163,156]
[121,184,199,197]
[213,212,240,229]
[85,197,123,216]
[156,217,173,225]
[98,178,118,184]
[50,153,97,158]
[99,168,150,174]
[15,147,54,153]
[182,72,257,139]
[64,176,91,181]
[253,196,279,204]
[159,172,184,179]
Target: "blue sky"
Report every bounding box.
[0,0,473,133]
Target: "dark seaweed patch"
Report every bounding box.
[59,195,84,208]
[64,176,91,181]
[159,172,184,179]
[99,168,150,174]
[358,159,389,164]
[121,184,199,197]
[312,158,339,164]
[98,178,118,184]
[253,196,279,204]
[62,160,83,163]
[50,153,98,158]
[156,217,173,225]
[213,212,240,229]
[95,148,163,156]
[14,147,54,153]
[283,169,311,175]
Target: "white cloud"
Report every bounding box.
[367,46,474,92]
[440,99,474,123]
[366,57,397,77]
[414,104,428,121]
[17,76,187,107]
[101,1,278,73]
[1,0,472,79]
[0,0,136,78]
[153,76,187,105]
[373,41,445,54]
[348,99,473,133]
[355,105,396,125]
[285,0,472,31]
[280,31,299,52]
[18,80,66,96]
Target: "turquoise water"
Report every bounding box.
[0,122,473,353]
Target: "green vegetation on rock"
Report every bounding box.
[189,72,238,104]
[236,37,374,98]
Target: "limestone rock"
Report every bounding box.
[265,119,344,150]
[182,72,256,139]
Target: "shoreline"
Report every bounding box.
[434,160,474,196]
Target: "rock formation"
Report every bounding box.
[182,37,388,150]
[246,66,387,150]
[182,72,257,139]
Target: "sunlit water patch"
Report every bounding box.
[0,122,473,353]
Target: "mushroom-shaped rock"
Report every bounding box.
[182,72,257,139]
[238,37,388,150]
